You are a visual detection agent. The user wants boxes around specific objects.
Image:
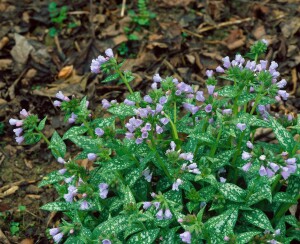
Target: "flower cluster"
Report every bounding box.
[90,48,114,74]
[9,109,30,144]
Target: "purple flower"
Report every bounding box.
[124,99,135,106]
[183,103,199,114]
[95,128,104,137]
[222,109,232,115]
[205,104,212,113]
[153,201,160,210]
[246,141,253,149]
[269,162,279,172]
[179,153,193,161]
[286,158,296,164]
[135,138,143,144]
[53,100,61,107]
[164,209,172,219]
[180,231,191,244]
[15,136,24,144]
[242,151,252,160]
[175,90,182,96]
[287,164,297,173]
[143,202,152,210]
[13,127,23,137]
[102,99,111,109]
[156,124,163,134]
[276,79,287,88]
[236,123,246,131]
[170,141,176,151]
[196,91,205,102]
[187,163,197,170]
[266,167,275,177]
[80,200,90,210]
[153,74,162,83]
[56,91,70,102]
[172,78,179,84]
[207,85,215,95]
[53,232,63,243]
[58,168,67,174]
[64,185,77,202]
[160,117,169,125]
[249,87,255,92]
[281,167,291,180]
[9,118,23,126]
[156,209,164,220]
[277,90,289,100]
[102,239,111,244]
[105,48,114,58]
[49,228,60,236]
[68,113,77,124]
[142,132,149,139]
[144,95,153,103]
[260,60,268,70]
[91,58,102,73]
[64,175,74,183]
[220,177,226,183]
[242,162,252,172]
[206,70,213,77]
[142,169,152,182]
[159,96,167,105]
[151,82,158,90]
[99,183,109,199]
[269,61,278,70]
[190,168,201,174]
[136,108,149,118]
[172,179,183,191]
[88,153,97,161]
[57,157,65,164]
[287,114,293,121]
[222,56,231,69]
[155,104,163,114]
[259,166,267,176]
[20,109,29,117]
[224,236,230,241]
[262,39,268,45]
[216,66,225,73]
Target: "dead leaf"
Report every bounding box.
[160,0,194,7]
[280,17,300,38]
[24,159,33,169]
[20,238,34,244]
[0,185,19,198]
[252,25,266,40]
[0,36,9,50]
[0,59,12,70]
[93,14,106,24]
[112,34,128,46]
[58,65,73,79]
[21,68,37,86]
[225,29,246,50]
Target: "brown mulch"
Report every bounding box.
[0,0,299,243]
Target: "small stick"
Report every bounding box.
[121,0,126,17]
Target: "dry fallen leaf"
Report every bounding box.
[58,65,73,79]
[0,185,19,198]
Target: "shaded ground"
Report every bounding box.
[0,0,299,243]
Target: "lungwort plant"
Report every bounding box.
[10,41,300,243]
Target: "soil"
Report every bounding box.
[0,0,299,243]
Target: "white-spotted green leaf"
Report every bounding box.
[93,215,128,237]
[204,208,238,236]
[188,132,216,145]
[38,171,65,187]
[247,183,272,206]
[79,227,93,243]
[124,226,143,239]
[127,229,160,244]
[63,126,88,140]
[108,104,136,117]
[40,202,72,211]
[37,116,47,131]
[242,209,274,231]
[218,183,246,202]
[127,91,142,103]
[101,156,135,172]
[249,117,269,128]
[236,231,261,244]
[237,93,256,106]
[92,116,116,128]
[102,73,120,83]
[268,115,296,153]
[284,215,299,228]
[286,175,300,197]
[161,227,180,244]
[218,86,238,97]
[273,192,297,204]
[121,185,136,205]
[50,131,66,158]
[69,135,101,152]
[64,237,85,244]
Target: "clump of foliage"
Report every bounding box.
[10,41,300,243]
[48,2,77,37]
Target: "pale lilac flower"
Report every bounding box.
[53,100,61,107]
[281,152,288,156]
[246,141,253,149]
[153,201,160,209]
[242,162,252,172]
[266,167,275,177]
[153,74,162,83]
[53,232,63,243]
[260,60,268,70]
[99,183,109,199]
[172,78,179,84]
[135,138,143,144]
[222,56,231,69]
[277,90,289,100]
[57,157,65,164]
[180,231,191,244]
[164,209,172,219]
[13,128,23,137]
[124,99,135,106]
[236,123,246,131]
[143,202,152,210]
[87,153,97,161]
[269,61,278,70]
[9,118,23,126]
[249,87,255,92]
[281,167,290,180]
[175,90,182,96]
[259,166,267,176]
[15,136,24,144]
[142,169,152,182]
[224,236,230,241]
[105,48,114,58]
[151,82,158,90]
[220,177,226,183]
[216,66,225,73]
[170,141,176,151]
[287,114,293,121]
[160,117,169,125]
[276,79,287,88]
[245,60,256,70]
[102,240,111,244]
[205,104,212,113]
[287,164,297,174]
[144,95,153,103]
[196,91,205,102]
[172,179,183,191]
[142,132,149,139]
[156,124,163,134]
[56,91,70,102]
[188,163,197,170]
[156,209,164,220]
[274,229,280,236]
[222,109,232,115]
[206,70,213,77]
[159,96,167,105]
[80,200,90,210]
[179,153,193,161]
[190,168,201,174]
[64,185,77,202]
[91,58,102,73]
[101,99,111,109]
[242,151,252,160]
[20,109,29,117]
[64,175,74,183]
[155,104,163,114]
[69,229,74,234]
[286,158,296,164]
[181,163,187,170]
[49,228,60,236]
[269,162,279,172]
[207,85,215,95]
[68,113,77,124]
[262,39,268,45]
[259,155,266,161]
[58,168,67,174]
[178,218,183,223]
[95,128,104,136]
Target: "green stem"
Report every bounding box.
[116,69,133,94]
[163,113,179,140]
[209,126,222,157]
[271,174,281,194]
[82,120,95,138]
[231,130,246,183]
[35,129,61,158]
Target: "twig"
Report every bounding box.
[54,35,65,60]
[290,68,297,95]
[197,17,252,34]
[121,0,126,17]
[6,68,28,99]
[181,28,203,38]
[89,0,95,39]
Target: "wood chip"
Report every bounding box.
[0,229,10,244]
[0,36,9,50]
[0,185,19,198]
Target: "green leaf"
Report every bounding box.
[121,185,136,205]
[236,231,261,244]
[40,202,72,211]
[92,117,116,128]
[246,178,272,206]
[93,215,128,237]
[64,236,85,244]
[268,115,296,153]
[204,208,238,236]
[242,209,274,231]
[286,175,300,197]
[38,171,65,187]
[69,135,100,152]
[284,215,299,228]
[79,227,93,242]
[161,227,180,244]
[249,117,270,128]
[101,156,135,172]
[108,104,136,118]
[127,92,142,103]
[273,192,297,204]
[218,183,246,202]
[237,93,256,106]
[218,86,238,97]
[50,131,66,158]
[63,126,88,140]
[102,73,120,83]
[37,117,47,131]
[188,132,215,145]
[127,229,160,244]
